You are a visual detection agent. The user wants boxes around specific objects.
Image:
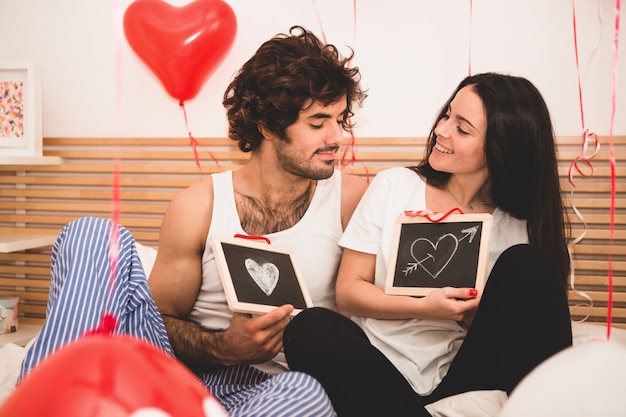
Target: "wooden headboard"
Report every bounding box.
[0,136,624,328]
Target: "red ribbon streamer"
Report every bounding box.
[311,0,366,180]
[404,208,465,223]
[179,101,221,172]
[468,0,473,75]
[108,149,121,296]
[233,234,272,245]
[605,0,621,339]
[569,0,601,187]
[110,0,123,300]
[86,313,118,336]
[569,0,620,338]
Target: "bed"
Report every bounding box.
[2,244,625,416]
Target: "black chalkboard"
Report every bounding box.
[385,213,492,296]
[211,235,313,315]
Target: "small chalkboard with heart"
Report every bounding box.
[211,235,313,316]
[385,213,493,296]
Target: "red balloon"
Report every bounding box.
[0,334,228,417]
[123,0,237,103]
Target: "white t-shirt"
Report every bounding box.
[339,167,528,395]
[190,170,344,375]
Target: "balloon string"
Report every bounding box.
[605,0,621,339]
[468,0,473,75]
[339,118,370,182]
[311,0,364,179]
[105,147,121,331]
[311,0,328,45]
[571,0,586,132]
[352,0,357,51]
[567,196,593,321]
[179,101,221,171]
[110,0,122,292]
[234,234,271,244]
[343,2,361,177]
[86,313,118,336]
[179,101,203,171]
[567,0,603,319]
[100,0,124,336]
[112,0,123,117]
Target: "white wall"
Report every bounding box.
[0,0,624,138]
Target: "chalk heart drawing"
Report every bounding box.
[245,258,279,296]
[409,233,459,279]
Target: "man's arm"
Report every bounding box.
[148,179,293,373]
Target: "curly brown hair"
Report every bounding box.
[223,26,367,152]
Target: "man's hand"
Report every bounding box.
[218,304,294,366]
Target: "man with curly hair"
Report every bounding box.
[21,26,367,416]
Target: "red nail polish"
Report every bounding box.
[469,289,478,297]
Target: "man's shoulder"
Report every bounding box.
[172,176,215,208]
[340,170,368,192]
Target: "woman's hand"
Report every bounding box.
[420,287,480,322]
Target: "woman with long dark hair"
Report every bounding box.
[284,72,572,417]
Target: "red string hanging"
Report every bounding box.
[109,153,121,293]
[568,0,620,337]
[233,234,272,245]
[179,101,221,172]
[468,0,473,75]
[85,313,118,336]
[404,208,465,223]
[567,0,601,322]
[604,0,621,339]
[311,0,369,181]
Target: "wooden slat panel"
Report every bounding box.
[569,291,626,304]
[571,244,626,256]
[2,214,163,229]
[0,163,231,174]
[0,290,49,302]
[44,149,251,161]
[3,201,169,215]
[0,252,50,262]
[570,275,626,287]
[18,304,47,316]
[569,306,626,320]
[0,135,623,327]
[0,175,196,187]
[36,135,622,147]
[0,278,51,289]
[569,229,626,240]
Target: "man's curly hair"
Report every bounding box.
[223,26,367,152]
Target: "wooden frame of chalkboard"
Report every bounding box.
[211,235,313,316]
[385,213,493,296]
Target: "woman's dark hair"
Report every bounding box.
[223,26,366,152]
[414,72,570,285]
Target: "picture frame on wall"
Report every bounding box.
[385,213,493,297]
[211,235,313,316]
[0,62,43,157]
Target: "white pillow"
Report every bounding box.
[425,322,626,417]
[0,343,27,405]
[135,243,157,278]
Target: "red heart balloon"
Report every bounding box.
[0,333,228,417]
[123,0,237,103]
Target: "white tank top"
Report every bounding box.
[189,170,344,373]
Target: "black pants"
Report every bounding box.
[283,244,572,417]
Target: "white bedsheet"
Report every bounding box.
[2,321,624,415]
